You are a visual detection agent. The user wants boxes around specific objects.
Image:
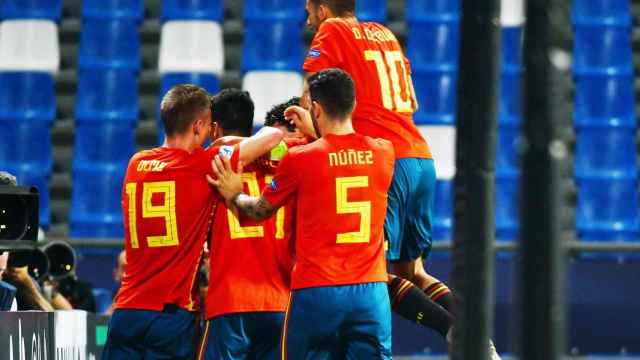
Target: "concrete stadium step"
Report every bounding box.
[51,172,72,200]
[62,0,81,19]
[51,197,70,225]
[46,222,69,238]
[52,145,73,174]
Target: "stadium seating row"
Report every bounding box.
[572,0,639,241]
[0,17,57,229]
[0,0,637,242]
[69,5,141,237]
[0,0,451,23]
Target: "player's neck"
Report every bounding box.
[335,15,357,23]
[163,135,198,153]
[321,119,355,137]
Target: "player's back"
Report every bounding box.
[206,159,294,319]
[116,146,216,312]
[304,18,431,159]
[284,133,394,289]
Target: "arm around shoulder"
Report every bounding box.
[238,127,284,165]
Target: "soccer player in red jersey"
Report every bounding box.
[302,2,501,358]
[211,69,394,359]
[103,85,283,360]
[196,90,297,360]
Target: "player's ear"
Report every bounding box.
[193,117,205,136]
[318,4,329,21]
[312,101,323,119]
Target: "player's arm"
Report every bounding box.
[237,126,284,165]
[208,155,278,220]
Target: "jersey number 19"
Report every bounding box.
[125,181,179,248]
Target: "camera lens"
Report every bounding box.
[0,197,28,240]
[46,243,75,278]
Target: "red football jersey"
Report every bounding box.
[115,146,223,312]
[205,159,295,319]
[303,18,432,160]
[263,133,394,290]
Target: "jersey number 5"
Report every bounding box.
[365,50,414,113]
[336,176,371,244]
[125,181,179,248]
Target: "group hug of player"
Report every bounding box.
[101,1,501,359]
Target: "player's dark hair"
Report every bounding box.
[211,89,254,137]
[309,0,355,17]
[160,84,211,136]
[308,68,356,120]
[264,97,300,131]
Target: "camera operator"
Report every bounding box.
[0,251,17,311]
[0,171,71,311]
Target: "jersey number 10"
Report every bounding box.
[365,50,414,113]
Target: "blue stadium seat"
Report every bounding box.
[576,175,639,240]
[356,0,387,23]
[0,0,62,21]
[74,122,136,164]
[242,20,303,72]
[501,26,523,70]
[0,72,55,122]
[162,0,223,22]
[79,19,140,70]
[573,25,632,73]
[432,180,453,241]
[157,73,220,144]
[160,73,220,96]
[575,125,637,177]
[574,73,634,126]
[70,162,126,238]
[0,121,51,167]
[92,288,113,314]
[407,20,459,70]
[2,164,50,229]
[75,70,139,122]
[412,69,457,125]
[496,124,521,175]
[572,0,631,25]
[406,0,460,22]
[82,0,144,21]
[244,0,305,21]
[499,68,523,125]
[496,174,520,241]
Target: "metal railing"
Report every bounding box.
[60,238,640,253]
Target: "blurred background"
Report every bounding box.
[0,0,638,358]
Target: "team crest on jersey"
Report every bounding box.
[307,48,321,58]
[219,145,234,158]
[269,179,278,191]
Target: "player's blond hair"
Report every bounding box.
[160,85,211,136]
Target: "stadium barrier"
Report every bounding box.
[0,310,108,360]
[62,239,640,253]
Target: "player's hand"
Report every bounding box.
[207,155,244,201]
[285,106,318,139]
[3,266,33,288]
